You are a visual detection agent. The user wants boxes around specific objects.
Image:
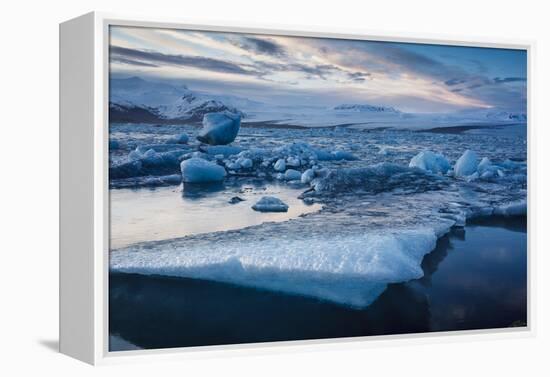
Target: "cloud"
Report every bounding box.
[235,36,287,57]
[110,56,159,67]
[493,77,526,84]
[110,45,258,76]
[110,44,344,81]
[445,78,467,86]
[348,71,372,82]
[109,26,526,112]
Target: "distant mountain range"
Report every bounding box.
[484,111,527,122]
[109,77,247,123]
[333,103,401,114]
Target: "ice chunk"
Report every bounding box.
[251,196,289,212]
[109,160,142,179]
[180,158,226,183]
[274,159,286,172]
[480,170,495,179]
[225,161,240,171]
[493,199,527,216]
[166,133,189,144]
[477,157,492,173]
[301,168,315,184]
[284,169,302,181]
[454,150,479,177]
[409,151,450,174]
[197,112,241,145]
[141,149,163,167]
[236,157,253,169]
[286,156,301,167]
[228,196,245,204]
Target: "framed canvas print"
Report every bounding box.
[59,12,533,365]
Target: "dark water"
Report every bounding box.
[109,217,527,351]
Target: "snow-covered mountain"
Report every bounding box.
[484,111,527,122]
[333,103,401,114]
[109,77,247,123]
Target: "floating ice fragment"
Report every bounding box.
[454,150,479,177]
[197,112,241,145]
[286,156,301,167]
[180,157,226,183]
[477,157,492,173]
[110,160,142,179]
[228,196,245,204]
[225,162,240,170]
[251,196,289,212]
[301,168,315,184]
[236,157,253,169]
[409,151,450,174]
[284,169,302,181]
[274,159,286,172]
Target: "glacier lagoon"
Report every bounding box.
[109,218,527,351]
[108,118,527,349]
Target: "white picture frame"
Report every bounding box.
[59,11,535,365]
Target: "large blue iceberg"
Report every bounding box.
[197,112,241,145]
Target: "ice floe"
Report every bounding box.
[110,222,450,308]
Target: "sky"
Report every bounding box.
[109,26,527,113]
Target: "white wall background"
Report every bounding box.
[1,0,548,375]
